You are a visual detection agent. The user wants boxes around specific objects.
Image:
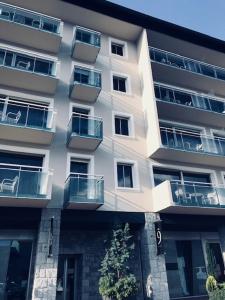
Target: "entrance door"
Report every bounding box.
[0,239,33,300]
[56,255,80,300]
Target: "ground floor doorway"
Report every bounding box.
[56,255,81,300]
[0,239,33,300]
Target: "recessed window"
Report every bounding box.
[117,163,133,188]
[115,116,129,136]
[111,42,124,56]
[113,76,126,93]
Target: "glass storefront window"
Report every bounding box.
[165,240,207,298]
[0,239,33,300]
[206,242,225,282]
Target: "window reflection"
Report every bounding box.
[0,240,33,300]
[165,240,207,298]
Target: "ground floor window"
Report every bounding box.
[0,239,33,300]
[165,239,207,298]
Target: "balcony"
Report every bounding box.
[151,126,225,167]
[0,97,56,145]
[67,113,103,150]
[150,48,225,97]
[70,67,101,102]
[152,180,225,215]
[64,173,104,210]
[0,164,52,207]
[155,83,225,128]
[0,48,58,95]
[0,2,62,53]
[72,26,101,63]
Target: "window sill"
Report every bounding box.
[114,134,135,139]
[116,187,140,192]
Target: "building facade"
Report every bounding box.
[0,0,224,300]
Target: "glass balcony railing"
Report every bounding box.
[0,48,57,76]
[0,2,61,34]
[73,67,101,87]
[0,164,50,199]
[65,173,104,205]
[0,97,56,131]
[155,83,225,114]
[68,113,103,140]
[150,47,225,82]
[160,126,225,156]
[170,181,225,208]
[74,26,101,47]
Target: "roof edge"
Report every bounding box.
[62,0,225,53]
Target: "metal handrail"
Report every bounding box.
[0,2,61,34]
[0,48,57,76]
[154,82,225,108]
[0,98,54,112]
[150,47,225,73]
[65,172,104,183]
[160,126,225,141]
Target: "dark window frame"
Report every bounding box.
[113,75,127,93]
[114,115,130,136]
[117,163,134,188]
[111,42,124,57]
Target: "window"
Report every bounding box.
[165,239,207,298]
[113,76,126,93]
[111,42,124,56]
[115,116,129,136]
[117,163,133,188]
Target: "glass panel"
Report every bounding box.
[74,68,89,84]
[34,59,52,75]
[70,161,88,174]
[42,18,58,33]
[66,174,104,204]
[210,99,225,113]
[0,152,43,167]
[72,108,89,136]
[0,240,11,299]
[160,87,174,102]
[4,52,13,67]
[0,100,49,130]
[151,48,225,82]
[6,240,32,300]
[167,54,185,69]
[154,85,160,99]
[217,69,225,81]
[0,3,60,33]
[15,55,34,72]
[0,50,5,64]
[117,164,133,188]
[183,172,210,184]
[165,240,207,298]
[154,49,167,64]
[206,242,225,282]
[200,64,216,78]
[153,168,181,186]
[174,90,192,106]
[111,43,123,56]
[214,135,225,155]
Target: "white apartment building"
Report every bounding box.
[0,0,224,300]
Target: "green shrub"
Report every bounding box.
[99,223,139,300]
[209,289,225,300]
[206,276,217,293]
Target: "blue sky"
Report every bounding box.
[108,0,225,41]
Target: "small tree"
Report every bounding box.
[99,223,139,300]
